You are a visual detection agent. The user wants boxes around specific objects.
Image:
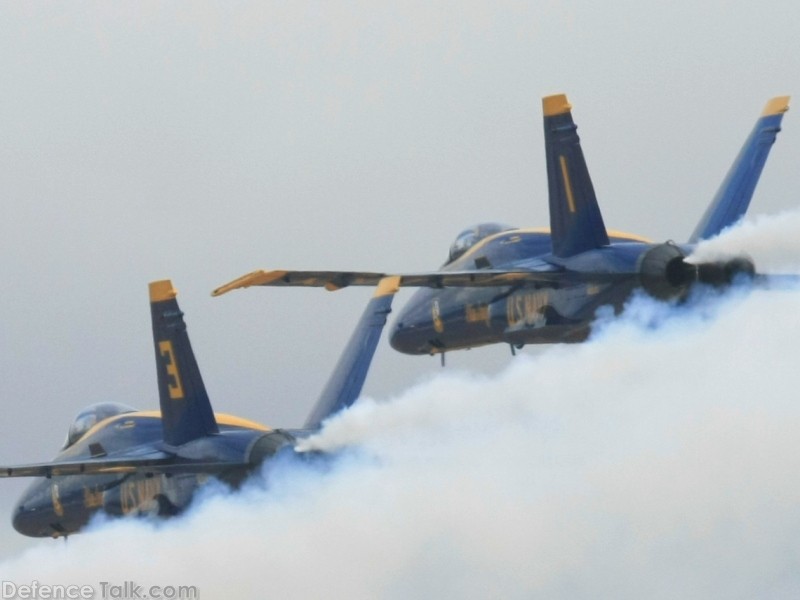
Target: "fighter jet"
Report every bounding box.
[212,94,792,356]
[3,277,398,537]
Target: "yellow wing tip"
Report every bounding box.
[211,281,235,297]
[762,96,790,116]
[542,93,572,117]
[211,271,263,297]
[212,270,289,296]
[149,280,178,302]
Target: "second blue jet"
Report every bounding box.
[214,94,791,355]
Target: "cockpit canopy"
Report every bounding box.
[447,222,513,264]
[64,402,137,448]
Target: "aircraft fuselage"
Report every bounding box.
[12,412,293,538]
[211,94,788,358]
[389,228,713,355]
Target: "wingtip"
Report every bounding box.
[762,95,790,117]
[149,280,178,303]
[211,272,258,297]
[542,93,572,117]
[212,270,288,297]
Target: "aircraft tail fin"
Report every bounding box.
[150,280,219,447]
[690,96,790,242]
[304,277,399,429]
[543,94,610,258]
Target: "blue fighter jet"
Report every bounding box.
[2,276,398,537]
[212,94,791,356]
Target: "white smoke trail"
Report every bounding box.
[688,208,800,272]
[3,224,800,598]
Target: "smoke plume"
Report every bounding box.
[3,216,800,599]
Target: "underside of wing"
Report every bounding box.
[212,270,388,295]
[212,269,635,296]
[0,458,248,478]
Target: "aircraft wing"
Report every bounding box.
[212,269,631,296]
[0,458,248,478]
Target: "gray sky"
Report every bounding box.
[1,0,800,567]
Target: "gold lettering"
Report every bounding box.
[586,284,601,296]
[51,484,64,517]
[120,477,164,514]
[159,341,185,400]
[465,303,491,327]
[121,482,137,514]
[432,300,444,334]
[139,477,162,504]
[83,486,104,509]
[506,291,548,328]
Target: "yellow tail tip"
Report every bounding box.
[542,93,572,117]
[762,96,790,116]
[149,280,178,302]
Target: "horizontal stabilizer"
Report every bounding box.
[690,96,790,242]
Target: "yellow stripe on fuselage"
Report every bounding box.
[606,229,653,243]
[75,411,272,445]
[449,226,652,267]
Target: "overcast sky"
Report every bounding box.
[2,0,800,571]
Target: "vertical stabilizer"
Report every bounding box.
[690,96,790,242]
[149,280,219,446]
[304,277,399,429]
[543,94,610,258]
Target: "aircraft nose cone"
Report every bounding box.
[11,486,55,538]
[12,503,35,537]
[389,317,416,354]
[389,287,443,355]
[389,310,435,355]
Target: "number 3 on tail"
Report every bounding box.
[158,341,185,400]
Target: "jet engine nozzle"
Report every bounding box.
[247,430,296,467]
[638,243,696,300]
[695,256,756,287]
[639,244,756,300]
